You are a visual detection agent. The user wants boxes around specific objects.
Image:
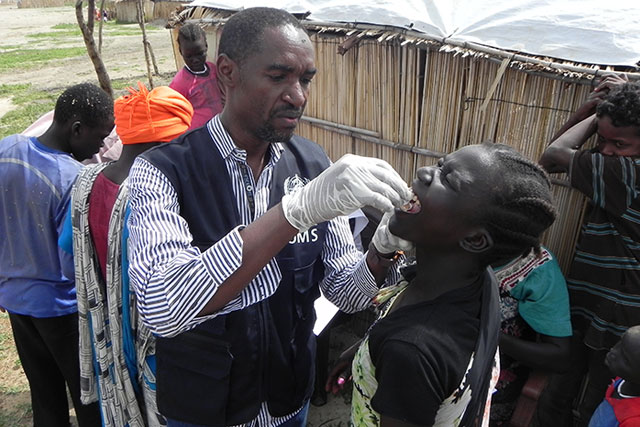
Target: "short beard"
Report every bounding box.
[255,105,304,143]
[255,121,295,143]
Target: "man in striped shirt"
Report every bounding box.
[539,79,640,426]
[127,7,412,427]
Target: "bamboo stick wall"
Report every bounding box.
[114,0,152,23]
[153,1,184,21]
[169,11,640,273]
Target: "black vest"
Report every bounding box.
[141,127,330,425]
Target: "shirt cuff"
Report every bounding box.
[353,254,381,299]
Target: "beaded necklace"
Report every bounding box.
[185,63,207,75]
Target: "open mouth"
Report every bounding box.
[400,191,422,214]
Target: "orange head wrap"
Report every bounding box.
[114,81,194,144]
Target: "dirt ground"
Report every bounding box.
[0,4,354,425]
[0,4,177,118]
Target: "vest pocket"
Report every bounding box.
[156,332,233,424]
[292,266,320,320]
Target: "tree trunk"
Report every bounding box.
[76,0,113,98]
[97,0,105,54]
[136,0,155,88]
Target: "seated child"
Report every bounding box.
[490,246,572,425]
[589,325,640,426]
[169,22,224,130]
[328,142,557,426]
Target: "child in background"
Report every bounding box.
[328,142,557,426]
[589,325,640,426]
[490,246,571,425]
[169,22,224,130]
[539,79,640,426]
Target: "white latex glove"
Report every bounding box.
[282,154,412,232]
[371,211,414,254]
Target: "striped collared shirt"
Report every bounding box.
[568,150,640,350]
[127,116,398,426]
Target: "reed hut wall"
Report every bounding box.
[94,0,117,20]
[114,0,152,23]
[153,0,185,21]
[172,13,639,273]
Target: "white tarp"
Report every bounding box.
[187,0,640,67]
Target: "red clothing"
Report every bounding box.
[591,377,640,426]
[88,173,120,281]
[606,378,640,426]
[169,61,223,130]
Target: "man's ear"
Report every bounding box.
[459,228,493,253]
[71,121,82,137]
[216,53,237,88]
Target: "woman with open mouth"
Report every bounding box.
[328,142,557,427]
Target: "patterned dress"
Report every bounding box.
[351,277,499,426]
[67,164,164,426]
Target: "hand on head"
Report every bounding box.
[572,74,629,125]
[593,73,629,95]
[282,154,412,232]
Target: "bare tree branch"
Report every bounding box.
[76,0,113,98]
[97,0,105,54]
[136,0,153,88]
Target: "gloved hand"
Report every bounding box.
[371,211,414,254]
[282,154,412,232]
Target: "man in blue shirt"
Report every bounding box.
[0,83,114,427]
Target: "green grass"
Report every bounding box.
[0,46,24,52]
[0,47,86,72]
[0,75,174,140]
[0,399,32,427]
[27,29,82,39]
[0,84,59,139]
[0,84,30,97]
[52,23,78,30]
[25,21,161,42]
[0,385,28,395]
[111,77,137,90]
[105,24,163,37]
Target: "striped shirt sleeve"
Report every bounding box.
[127,158,282,337]
[571,150,640,215]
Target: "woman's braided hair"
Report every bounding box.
[478,142,557,265]
[177,22,206,44]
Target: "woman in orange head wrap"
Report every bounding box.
[115,81,194,145]
[60,82,193,426]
